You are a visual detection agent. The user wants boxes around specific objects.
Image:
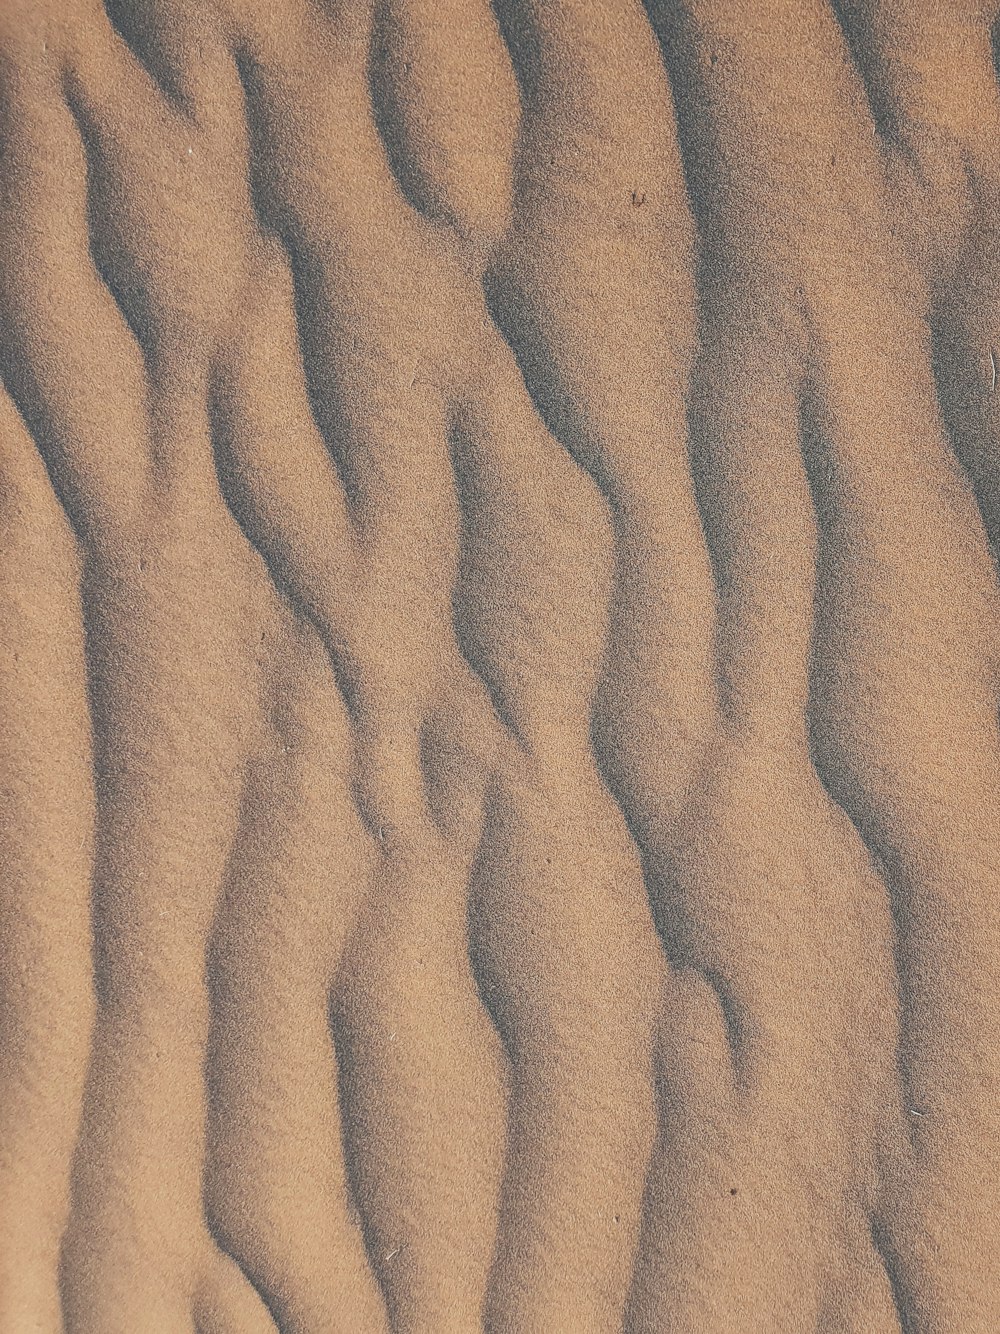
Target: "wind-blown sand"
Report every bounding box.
[1,0,999,1329]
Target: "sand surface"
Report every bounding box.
[1,0,1000,1329]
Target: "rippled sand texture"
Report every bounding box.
[2,0,1000,1329]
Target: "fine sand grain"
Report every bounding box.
[1,0,1000,1330]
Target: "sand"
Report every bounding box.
[0,0,999,1329]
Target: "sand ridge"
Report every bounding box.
[1,0,999,1330]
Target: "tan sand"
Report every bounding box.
[1,0,999,1329]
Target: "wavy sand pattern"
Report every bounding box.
[1,0,999,1329]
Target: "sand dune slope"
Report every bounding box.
[1,0,1000,1330]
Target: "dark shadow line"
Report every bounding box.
[871,1213,918,1334]
[449,610,527,757]
[489,0,541,106]
[199,776,292,1334]
[797,377,921,1169]
[0,369,89,550]
[202,1201,288,1334]
[639,0,725,248]
[927,283,1000,573]
[325,985,401,1327]
[825,0,903,149]
[366,0,442,228]
[445,417,531,753]
[61,69,160,386]
[463,783,535,1329]
[0,78,152,550]
[463,778,518,1064]
[100,0,195,117]
[232,47,362,515]
[205,367,363,728]
[590,699,752,1082]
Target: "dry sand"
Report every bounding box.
[1,0,999,1329]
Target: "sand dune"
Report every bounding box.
[1,0,999,1329]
